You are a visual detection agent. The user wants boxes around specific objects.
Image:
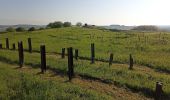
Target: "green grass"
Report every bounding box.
[0,27,169,73]
[0,27,170,99]
[0,62,113,100]
[0,49,169,99]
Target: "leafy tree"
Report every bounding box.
[28,27,36,31]
[16,27,25,32]
[47,21,63,28]
[76,22,82,27]
[6,27,15,32]
[84,23,88,27]
[63,22,72,27]
[47,23,53,28]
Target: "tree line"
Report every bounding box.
[47,21,84,28]
[6,27,44,32]
[5,21,84,32]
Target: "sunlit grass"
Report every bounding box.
[0,27,170,99]
[0,50,169,99]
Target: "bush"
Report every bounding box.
[76,22,82,27]
[16,27,25,32]
[47,21,63,28]
[28,27,36,31]
[6,27,15,32]
[63,22,72,27]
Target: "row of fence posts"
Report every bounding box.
[0,38,33,68]
[0,38,164,100]
[1,38,32,53]
[1,39,132,69]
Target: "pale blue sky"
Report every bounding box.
[0,0,170,25]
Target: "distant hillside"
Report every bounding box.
[0,25,46,32]
[101,25,135,30]
[101,25,170,32]
[158,25,170,32]
[132,25,159,31]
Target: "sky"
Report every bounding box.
[0,0,170,25]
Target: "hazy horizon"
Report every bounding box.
[0,0,170,26]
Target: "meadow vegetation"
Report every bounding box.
[0,27,170,99]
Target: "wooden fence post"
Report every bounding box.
[155,82,163,100]
[40,45,46,73]
[67,47,74,81]
[61,48,65,58]
[12,43,16,50]
[129,54,133,70]
[91,43,95,64]
[109,53,113,66]
[75,49,78,60]
[28,38,32,53]
[18,42,19,50]
[0,44,2,49]
[18,41,24,68]
[6,38,9,49]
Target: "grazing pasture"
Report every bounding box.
[0,27,170,99]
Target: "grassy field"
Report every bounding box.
[0,59,150,100]
[0,62,115,100]
[0,27,170,72]
[0,27,170,99]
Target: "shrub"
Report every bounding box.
[47,21,63,28]
[28,27,36,31]
[16,27,25,32]
[76,22,82,27]
[6,27,15,32]
[63,22,72,27]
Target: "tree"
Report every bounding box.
[47,21,63,28]
[6,27,15,32]
[76,22,82,27]
[63,22,72,27]
[28,27,36,31]
[46,23,53,28]
[16,27,25,32]
[84,23,88,27]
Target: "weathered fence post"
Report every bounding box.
[91,43,95,64]
[75,49,78,60]
[67,47,74,81]
[18,42,19,50]
[12,43,16,50]
[18,41,24,68]
[129,54,133,70]
[0,44,2,49]
[28,38,32,53]
[6,38,9,49]
[40,45,46,73]
[155,82,163,100]
[61,48,65,58]
[109,53,113,66]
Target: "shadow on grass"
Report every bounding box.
[0,55,169,99]
[3,48,170,75]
